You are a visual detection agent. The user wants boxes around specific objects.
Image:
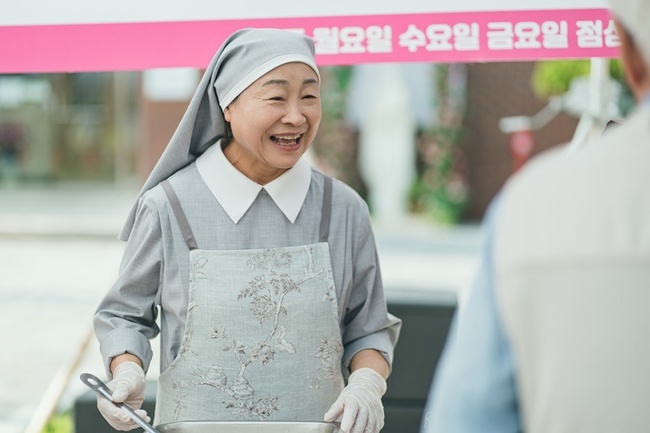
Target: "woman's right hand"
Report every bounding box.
[96,360,149,431]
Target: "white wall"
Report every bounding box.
[3,0,608,26]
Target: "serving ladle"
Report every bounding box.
[80,372,160,433]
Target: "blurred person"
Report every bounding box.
[421,0,650,432]
[93,28,400,432]
[0,121,24,185]
[345,63,435,222]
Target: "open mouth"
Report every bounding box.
[270,133,303,146]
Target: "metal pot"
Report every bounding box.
[156,421,338,433]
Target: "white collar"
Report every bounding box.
[196,142,312,224]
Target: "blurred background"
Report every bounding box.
[0,58,632,433]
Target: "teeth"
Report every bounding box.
[275,134,301,140]
[272,133,302,146]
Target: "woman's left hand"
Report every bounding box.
[324,367,387,433]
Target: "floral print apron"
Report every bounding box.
[154,177,344,425]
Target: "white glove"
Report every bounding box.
[97,361,149,431]
[324,368,387,433]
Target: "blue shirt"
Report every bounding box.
[421,197,521,433]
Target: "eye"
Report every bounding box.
[268,96,285,101]
[302,94,318,100]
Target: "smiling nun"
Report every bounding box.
[93,28,401,433]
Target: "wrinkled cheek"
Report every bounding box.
[308,114,322,137]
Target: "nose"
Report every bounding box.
[282,101,306,126]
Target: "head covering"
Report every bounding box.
[608,0,650,65]
[119,28,319,241]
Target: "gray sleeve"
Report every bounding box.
[93,199,162,378]
[340,210,402,375]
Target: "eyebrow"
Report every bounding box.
[261,78,319,87]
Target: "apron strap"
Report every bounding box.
[319,175,333,242]
[161,180,199,251]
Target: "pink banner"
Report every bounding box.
[0,8,618,73]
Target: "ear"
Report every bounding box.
[223,106,232,122]
[624,42,649,91]
[615,19,650,97]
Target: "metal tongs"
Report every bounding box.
[80,372,160,433]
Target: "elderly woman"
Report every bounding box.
[94,28,401,433]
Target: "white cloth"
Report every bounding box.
[422,105,650,433]
[494,104,650,432]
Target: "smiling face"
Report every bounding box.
[222,62,321,185]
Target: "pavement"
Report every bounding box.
[0,181,483,433]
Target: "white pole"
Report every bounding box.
[567,57,610,153]
[24,327,94,433]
